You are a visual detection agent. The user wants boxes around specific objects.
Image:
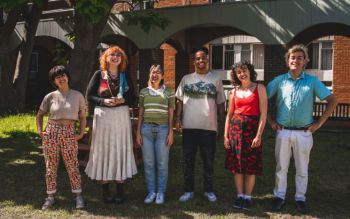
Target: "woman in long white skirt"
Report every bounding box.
[85,46,137,204]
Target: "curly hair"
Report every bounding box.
[231,60,257,86]
[99,46,128,72]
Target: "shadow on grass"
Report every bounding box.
[0,129,349,218]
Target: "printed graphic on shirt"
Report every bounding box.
[184,81,217,99]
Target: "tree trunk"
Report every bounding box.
[12,2,47,110]
[69,1,117,93]
[0,8,22,111]
[69,10,112,93]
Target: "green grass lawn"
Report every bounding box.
[0,114,349,218]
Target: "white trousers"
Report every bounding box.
[273,129,313,201]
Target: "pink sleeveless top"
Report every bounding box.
[232,86,260,116]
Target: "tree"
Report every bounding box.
[68,0,168,92]
[0,0,168,111]
[0,0,48,111]
[12,0,48,110]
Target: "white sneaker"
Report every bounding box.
[144,192,156,204]
[179,192,194,202]
[155,192,165,204]
[41,197,55,210]
[76,195,85,209]
[204,192,217,202]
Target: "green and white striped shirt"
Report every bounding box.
[139,87,175,125]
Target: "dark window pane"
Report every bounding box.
[211,45,223,69]
[225,51,235,70]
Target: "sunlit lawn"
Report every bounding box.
[0,114,349,218]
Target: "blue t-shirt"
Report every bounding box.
[267,72,331,127]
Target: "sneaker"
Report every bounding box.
[155,192,165,204]
[204,192,217,202]
[296,201,308,214]
[76,195,85,209]
[144,192,156,204]
[242,199,252,211]
[179,192,194,202]
[41,197,55,210]
[233,197,244,209]
[272,197,285,212]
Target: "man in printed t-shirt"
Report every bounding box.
[175,47,225,203]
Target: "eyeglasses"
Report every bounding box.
[110,53,122,57]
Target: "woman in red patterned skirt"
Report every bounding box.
[224,61,267,210]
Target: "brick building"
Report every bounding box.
[9,0,350,109]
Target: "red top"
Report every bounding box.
[232,85,260,116]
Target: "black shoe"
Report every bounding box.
[102,184,114,204]
[296,201,308,214]
[115,183,125,204]
[242,199,252,211]
[272,197,285,212]
[103,195,114,204]
[115,196,125,204]
[233,197,244,209]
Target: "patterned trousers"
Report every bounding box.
[43,122,82,194]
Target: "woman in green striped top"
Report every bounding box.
[136,64,175,204]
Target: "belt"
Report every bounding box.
[282,126,308,131]
[144,122,159,125]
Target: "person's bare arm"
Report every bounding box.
[251,84,268,148]
[307,94,337,133]
[175,100,183,133]
[136,107,145,146]
[36,110,46,139]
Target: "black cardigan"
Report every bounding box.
[86,70,136,112]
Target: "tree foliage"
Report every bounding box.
[124,11,169,33]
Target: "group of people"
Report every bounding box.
[36,44,337,214]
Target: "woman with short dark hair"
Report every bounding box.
[36,65,86,210]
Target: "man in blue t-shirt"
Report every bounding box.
[267,44,337,214]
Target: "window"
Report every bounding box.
[211,43,264,70]
[307,43,319,69]
[241,44,251,63]
[252,44,264,69]
[211,45,223,69]
[224,45,235,70]
[306,41,333,70]
[29,52,39,80]
[321,41,333,70]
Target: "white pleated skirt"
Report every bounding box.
[85,105,137,181]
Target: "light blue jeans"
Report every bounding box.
[141,123,170,193]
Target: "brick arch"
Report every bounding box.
[156,24,257,51]
[288,23,350,103]
[288,23,350,46]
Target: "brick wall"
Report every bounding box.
[333,36,350,103]
[155,0,209,8]
[160,43,176,90]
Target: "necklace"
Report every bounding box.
[106,71,119,97]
